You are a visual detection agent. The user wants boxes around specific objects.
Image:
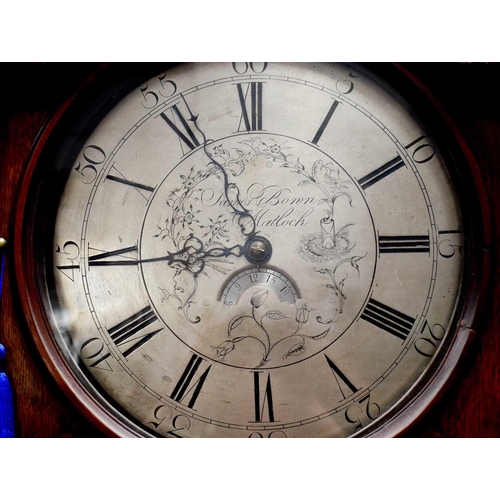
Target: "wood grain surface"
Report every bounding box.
[0,63,498,438]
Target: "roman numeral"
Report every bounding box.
[88,245,138,267]
[160,104,200,152]
[105,165,155,201]
[251,371,275,423]
[438,228,462,235]
[107,306,161,357]
[361,298,416,341]
[170,354,212,409]
[324,355,358,400]
[90,306,162,367]
[106,175,154,193]
[56,263,79,281]
[357,155,406,190]
[378,234,430,254]
[311,100,340,145]
[237,82,263,131]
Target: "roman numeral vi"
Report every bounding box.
[251,371,275,423]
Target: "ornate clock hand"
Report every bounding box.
[179,94,273,265]
[89,236,245,277]
[180,94,257,239]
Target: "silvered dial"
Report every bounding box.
[219,266,300,307]
[50,63,464,437]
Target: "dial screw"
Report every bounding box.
[244,236,272,265]
[249,240,266,257]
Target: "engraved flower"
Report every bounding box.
[295,304,312,324]
[199,214,230,243]
[250,289,269,309]
[179,166,197,192]
[210,144,230,162]
[214,339,236,359]
[323,166,351,192]
[179,203,201,230]
[214,336,245,360]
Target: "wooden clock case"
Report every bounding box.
[0,63,497,437]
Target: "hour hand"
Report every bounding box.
[160,236,244,277]
[88,236,245,277]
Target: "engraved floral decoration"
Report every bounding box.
[154,138,363,326]
[216,137,356,261]
[316,254,367,318]
[213,289,331,368]
[153,160,244,324]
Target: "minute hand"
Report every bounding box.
[180,94,257,239]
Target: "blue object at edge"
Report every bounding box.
[0,244,14,438]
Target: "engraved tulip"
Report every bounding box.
[251,289,269,309]
[295,304,312,324]
[215,340,235,359]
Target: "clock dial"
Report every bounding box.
[29,63,468,437]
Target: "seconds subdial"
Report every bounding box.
[219,266,301,306]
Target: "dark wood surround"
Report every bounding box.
[0,63,498,437]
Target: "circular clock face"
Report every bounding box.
[21,63,475,437]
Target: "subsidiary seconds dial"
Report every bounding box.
[21,62,474,437]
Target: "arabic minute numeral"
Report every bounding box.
[81,306,162,370]
[140,74,177,109]
[148,404,172,429]
[80,337,113,372]
[55,241,80,281]
[148,405,191,437]
[345,394,381,433]
[336,72,358,95]
[438,229,463,258]
[232,62,268,74]
[414,320,445,357]
[74,144,106,184]
[249,431,287,438]
[405,134,435,164]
